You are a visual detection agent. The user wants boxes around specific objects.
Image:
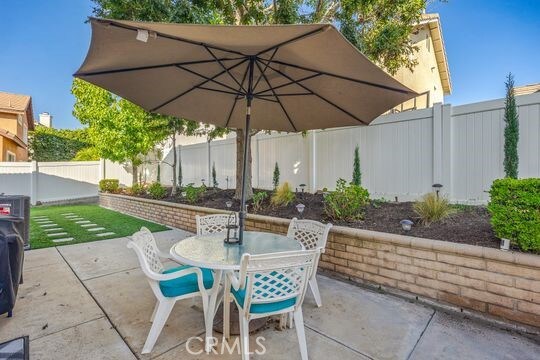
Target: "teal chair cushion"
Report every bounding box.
[159,265,214,297]
[231,272,297,314]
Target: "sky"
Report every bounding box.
[1,0,539,130]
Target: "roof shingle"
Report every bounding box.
[0,91,31,112]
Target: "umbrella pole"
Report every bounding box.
[238,100,250,245]
[238,57,255,245]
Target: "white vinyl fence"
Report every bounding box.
[171,92,540,204]
[0,161,101,204]
[0,159,153,205]
[0,93,538,205]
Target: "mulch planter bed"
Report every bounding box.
[131,187,505,250]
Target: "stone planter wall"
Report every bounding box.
[100,193,540,328]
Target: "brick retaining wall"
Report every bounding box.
[100,193,540,328]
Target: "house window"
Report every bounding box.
[6,151,16,162]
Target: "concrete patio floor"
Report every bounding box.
[1,229,539,360]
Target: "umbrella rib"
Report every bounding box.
[101,19,248,57]
[260,60,369,125]
[255,26,328,56]
[225,60,251,128]
[204,46,248,94]
[251,48,279,93]
[150,58,248,112]
[253,73,322,96]
[175,64,244,95]
[252,95,279,103]
[257,93,312,97]
[255,60,298,132]
[74,58,243,77]
[197,86,243,96]
[224,97,239,128]
[266,59,413,94]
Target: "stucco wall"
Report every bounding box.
[392,26,445,109]
[0,111,28,161]
[99,193,540,329]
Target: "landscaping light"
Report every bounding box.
[296,203,306,219]
[299,184,306,197]
[400,219,413,231]
[226,201,233,209]
[432,183,443,199]
[201,179,206,186]
[181,192,186,198]
[500,238,510,251]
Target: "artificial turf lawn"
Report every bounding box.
[30,204,168,249]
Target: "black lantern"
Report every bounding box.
[224,201,240,244]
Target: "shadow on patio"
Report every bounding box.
[1,229,538,359]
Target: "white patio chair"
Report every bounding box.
[127,227,215,354]
[224,250,319,360]
[196,213,238,236]
[287,217,333,307]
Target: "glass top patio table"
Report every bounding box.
[170,231,302,270]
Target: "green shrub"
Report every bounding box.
[148,182,167,199]
[271,182,295,207]
[212,162,218,188]
[324,179,370,221]
[29,126,94,161]
[488,178,540,252]
[251,191,268,212]
[184,184,205,204]
[126,183,145,196]
[273,162,280,190]
[413,193,455,226]
[99,179,119,193]
[352,145,362,186]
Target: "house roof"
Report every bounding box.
[0,91,35,130]
[418,13,452,94]
[0,128,26,148]
[514,83,540,96]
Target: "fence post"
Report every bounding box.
[99,158,106,181]
[308,130,317,193]
[207,140,211,186]
[441,104,453,199]
[30,160,38,205]
[253,135,260,189]
[432,103,443,187]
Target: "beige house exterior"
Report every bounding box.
[514,83,540,96]
[0,92,35,161]
[392,13,452,112]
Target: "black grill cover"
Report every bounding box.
[0,216,24,317]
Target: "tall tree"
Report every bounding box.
[89,0,436,195]
[352,145,361,185]
[503,73,519,179]
[72,78,168,185]
[163,117,200,195]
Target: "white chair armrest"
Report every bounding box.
[146,266,199,281]
[227,271,244,291]
[156,248,174,261]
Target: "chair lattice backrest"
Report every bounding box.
[129,227,164,274]
[196,214,236,236]
[240,250,318,312]
[287,218,332,251]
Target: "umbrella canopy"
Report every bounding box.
[75,18,418,243]
[75,18,417,132]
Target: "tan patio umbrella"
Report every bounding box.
[75,18,417,243]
